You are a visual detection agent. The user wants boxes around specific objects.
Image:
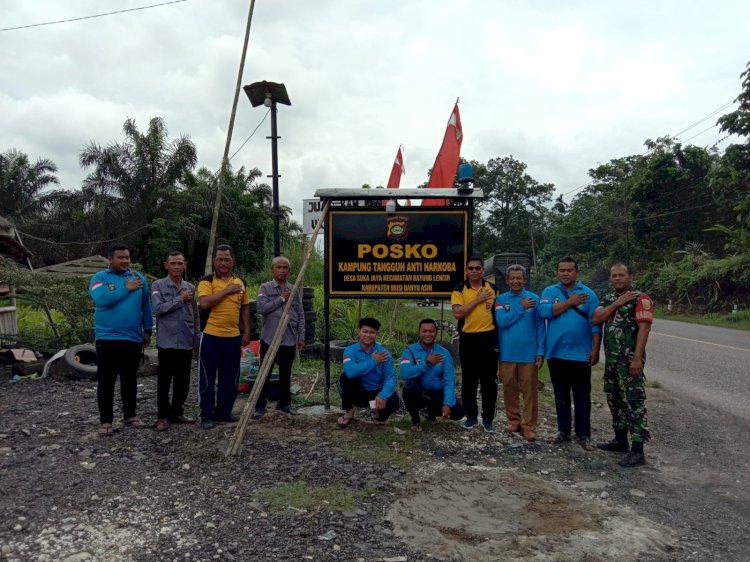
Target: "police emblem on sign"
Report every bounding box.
[386,215,409,240]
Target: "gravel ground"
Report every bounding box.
[1,366,748,561]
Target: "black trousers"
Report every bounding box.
[548,358,592,438]
[258,341,295,408]
[340,375,400,421]
[157,347,193,419]
[458,330,498,421]
[402,384,465,425]
[96,340,142,424]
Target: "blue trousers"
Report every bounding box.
[199,334,241,420]
[548,358,591,438]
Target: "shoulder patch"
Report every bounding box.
[90,281,103,291]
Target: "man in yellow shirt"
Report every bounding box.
[197,245,251,429]
[451,256,499,432]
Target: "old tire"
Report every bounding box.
[64,344,98,380]
[437,340,460,367]
[302,287,315,299]
[328,340,349,363]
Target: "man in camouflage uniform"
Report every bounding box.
[592,262,654,467]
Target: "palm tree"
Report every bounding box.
[0,149,59,222]
[78,117,198,257]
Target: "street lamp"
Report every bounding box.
[243,81,291,257]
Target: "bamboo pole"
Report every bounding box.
[226,200,331,456]
[204,0,257,275]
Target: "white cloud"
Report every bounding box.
[1,0,748,218]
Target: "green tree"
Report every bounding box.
[0,149,59,223]
[472,155,555,259]
[711,59,750,253]
[78,117,198,267]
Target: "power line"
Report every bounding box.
[18,224,151,246]
[228,109,270,162]
[558,99,738,204]
[0,0,187,32]
[682,124,717,144]
[556,194,745,242]
[672,100,734,138]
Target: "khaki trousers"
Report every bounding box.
[499,362,538,431]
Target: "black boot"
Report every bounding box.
[597,429,629,452]
[619,442,646,467]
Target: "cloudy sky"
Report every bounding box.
[2,0,749,220]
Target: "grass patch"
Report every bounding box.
[654,309,750,330]
[255,481,371,513]
[342,417,423,467]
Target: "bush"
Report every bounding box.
[0,258,94,348]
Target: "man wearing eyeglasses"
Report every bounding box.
[451,256,499,432]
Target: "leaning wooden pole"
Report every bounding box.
[204,0,257,275]
[227,200,331,456]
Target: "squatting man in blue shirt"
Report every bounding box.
[336,317,400,428]
[89,243,153,437]
[399,318,465,432]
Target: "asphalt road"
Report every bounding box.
[646,318,750,420]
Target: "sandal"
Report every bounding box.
[336,414,354,429]
[98,423,113,437]
[124,417,147,429]
[370,410,386,425]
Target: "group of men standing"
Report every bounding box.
[89,243,653,467]
[90,244,302,435]
[335,255,653,468]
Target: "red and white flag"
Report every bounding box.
[386,145,405,188]
[422,101,463,207]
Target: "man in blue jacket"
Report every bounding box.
[538,257,601,450]
[89,244,153,436]
[400,319,465,432]
[337,317,399,428]
[496,265,545,441]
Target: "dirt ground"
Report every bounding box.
[1,366,749,562]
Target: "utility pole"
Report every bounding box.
[204,0,256,275]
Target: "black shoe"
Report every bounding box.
[253,407,266,420]
[276,404,298,415]
[215,415,240,423]
[619,450,646,467]
[200,418,214,429]
[597,437,629,452]
[551,431,571,444]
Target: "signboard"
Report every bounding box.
[303,198,365,234]
[328,209,468,297]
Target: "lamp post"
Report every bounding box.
[243,81,291,257]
